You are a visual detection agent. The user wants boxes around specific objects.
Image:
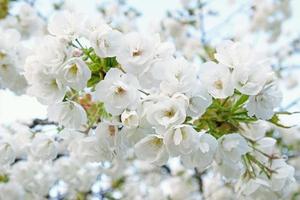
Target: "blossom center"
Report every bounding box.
[50,79,59,89]
[108,125,116,136]
[0,51,6,60]
[69,64,78,75]
[164,108,176,118]
[151,137,163,147]
[132,49,142,57]
[214,79,223,90]
[115,86,126,95]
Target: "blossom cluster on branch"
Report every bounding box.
[0,0,299,200]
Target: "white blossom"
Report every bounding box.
[186,83,212,118]
[0,182,25,200]
[0,140,16,165]
[121,110,139,128]
[0,5,294,199]
[240,121,269,141]
[162,177,197,200]
[145,96,186,133]
[48,101,87,129]
[95,121,127,159]
[27,74,67,104]
[199,61,234,98]
[160,57,198,95]
[181,133,218,170]
[217,133,251,163]
[91,28,123,58]
[69,135,107,162]
[29,134,58,161]
[11,161,56,196]
[58,58,91,90]
[246,82,282,120]
[269,159,295,192]
[48,11,84,41]
[94,68,140,115]
[116,32,159,75]
[134,135,169,165]
[164,125,199,157]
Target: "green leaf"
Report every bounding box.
[98,103,111,119]
[231,116,257,122]
[274,111,300,115]
[76,192,87,200]
[88,62,101,72]
[231,94,249,112]
[86,102,111,128]
[111,177,125,189]
[184,116,193,123]
[0,174,9,183]
[203,45,216,61]
[87,74,101,88]
[103,57,118,72]
[268,114,294,128]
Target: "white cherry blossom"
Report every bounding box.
[160,57,198,95]
[48,10,84,41]
[0,140,16,165]
[91,28,123,58]
[29,134,58,161]
[217,133,251,163]
[95,68,140,115]
[145,96,186,133]
[164,125,199,157]
[0,182,25,200]
[134,135,169,165]
[58,58,91,91]
[116,32,159,75]
[246,82,282,120]
[48,101,87,129]
[181,133,218,170]
[199,61,234,99]
[186,83,212,118]
[121,110,139,128]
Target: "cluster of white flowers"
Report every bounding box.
[0,1,299,199]
[0,2,46,94]
[159,0,292,63]
[6,9,292,198]
[0,3,46,38]
[250,0,291,41]
[0,28,28,94]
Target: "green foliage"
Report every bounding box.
[193,94,257,138]
[203,45,216,61]
[81,47,119,88]
[231,94,249,112]
[87,74,101,88]
[111,176,125,189]
[103,57,119,72]
[291,191,300,200]
[72,39,119,89]
[76,192,88,200]
[86,102,111,128]
[0,174,9,183]
[0,0,9,19]
[243,153,274,179]
[268,112,295,128]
